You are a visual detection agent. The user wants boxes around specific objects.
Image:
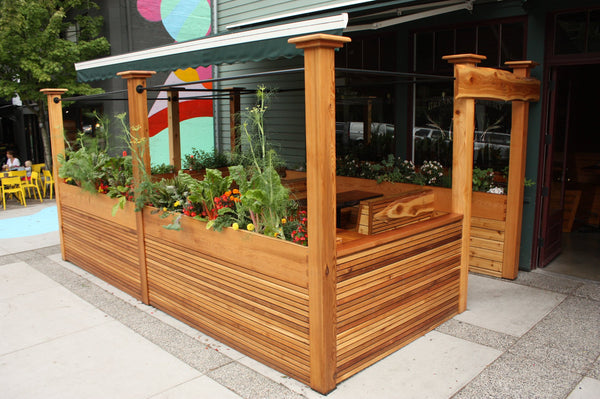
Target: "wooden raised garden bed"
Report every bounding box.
[43,36,539,393]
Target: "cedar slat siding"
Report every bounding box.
[335,175,509,277]
[335,215,462,383]
[61,206,142,299]
[59,183,142,299]
[142,208,311,384]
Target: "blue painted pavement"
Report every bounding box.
[0,206,58,238]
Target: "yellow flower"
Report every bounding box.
[281,218,287,224]
[163,207,168,212]
[65,177,73,183]
[273,232,278,237]
[173,201,180,207]
[232,223,239,230]
[247,223,255,231]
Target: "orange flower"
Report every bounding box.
[232,189,240,194]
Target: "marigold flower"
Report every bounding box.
[232,189,240,194]
[163,207,167,212]
[224,190,232,197]
[281,218,287,224]
[232,223,239,230]
[247,223,255,231]
[173,201,180,207]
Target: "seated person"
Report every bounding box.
[3,150,20,171]
[24,160,32,179]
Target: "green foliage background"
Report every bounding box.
[0,0,110,166]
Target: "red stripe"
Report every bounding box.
[148,100,213,137]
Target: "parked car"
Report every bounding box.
[338,122,395,142]
[474,131,510,161]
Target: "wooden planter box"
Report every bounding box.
[142,208,311,383]
[59,182,143,299]
[56,183,462,391]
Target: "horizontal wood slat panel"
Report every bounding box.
[59,183,137,229]
[61,205,141,299]
[469,216,505,274]
[335,218,462,383]
[144,231,311,384]
[143,208,308,287]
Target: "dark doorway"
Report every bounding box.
[535,63,600,281]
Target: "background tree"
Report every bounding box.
[0,0,109,167]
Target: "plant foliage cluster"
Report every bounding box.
[59,88,308,246]
[0,0,110,166]
[336,154,506,194]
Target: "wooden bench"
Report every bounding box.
[356,189,435,235]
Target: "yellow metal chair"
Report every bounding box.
[21,171,43,202]
[2,176,27,210]
[8,170,27,179]
[42,169,55,199]
[31,163,46,175]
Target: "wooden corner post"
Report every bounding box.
[289,34,351,394]
[40,88,69,259]
[503,61,539,279]
[118,70,155,305]
[443,54,486,313]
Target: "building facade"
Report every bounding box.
[75,0,600,272]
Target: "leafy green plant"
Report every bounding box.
[183,148,232,171]
[472,167,494,192]
[59,112,132,194]
[151,163,175,174]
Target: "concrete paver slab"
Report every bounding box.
[567,377,600,399]
[326,331,501,399]
[0,321,201,399]
[454,274,566,336]
[0,264,110,355]
[149,375,243,399]
[0,261,60,299]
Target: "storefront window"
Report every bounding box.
[553,9,600,55]
[412,19,525,172]
[555,12,587,54]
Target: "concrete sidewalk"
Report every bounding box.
[1,201,599,398]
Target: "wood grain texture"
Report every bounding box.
[61,201,142,300]
[41,89,68,259]
[290,33,351,394]
[357,190,434,234]
[335,215,462,382]
[454,64,541,102]
[143,210,311,384]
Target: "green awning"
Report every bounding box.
[75,13,348,82]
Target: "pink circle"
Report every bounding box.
[137,0,162,22]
